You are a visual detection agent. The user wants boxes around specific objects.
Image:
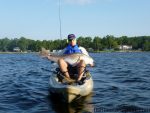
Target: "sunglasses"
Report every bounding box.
[68,39,75,42]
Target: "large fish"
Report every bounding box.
[40,48,94,66]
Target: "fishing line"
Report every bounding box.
[58,0,62,41]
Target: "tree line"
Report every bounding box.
[0,35,150,52]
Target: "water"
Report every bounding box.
[0,52,150,113]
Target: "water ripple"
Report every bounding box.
[0,52,150,113]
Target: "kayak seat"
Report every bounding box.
[54,67,90,85]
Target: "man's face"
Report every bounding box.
[68,39,76,46]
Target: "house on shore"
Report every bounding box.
[119,45,132,50]
[13,47,21,52]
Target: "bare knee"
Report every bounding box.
[58,59,68,68]
[58,58,64,64]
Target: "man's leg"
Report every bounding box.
[77,60,86,81]
[58,59,70,78]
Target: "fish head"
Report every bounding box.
[89,58,94,67]
[80,54,95,67]
[83,56,94,67]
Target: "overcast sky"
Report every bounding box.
[0,0,150,40]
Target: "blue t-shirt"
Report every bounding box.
[64,44,82,54]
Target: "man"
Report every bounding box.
[58,34,89,82]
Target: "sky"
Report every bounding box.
[0,0,150,40]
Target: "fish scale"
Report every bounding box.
[48,53,94,66]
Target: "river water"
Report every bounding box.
[0,52,150,113]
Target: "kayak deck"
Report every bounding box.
[49,70,93,103]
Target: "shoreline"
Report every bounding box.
[90,50,144,53]
[0,52,39,54]
[0,50,148,54]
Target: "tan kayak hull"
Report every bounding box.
[49,73,93,103]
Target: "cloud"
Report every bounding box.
[64,0,93,5]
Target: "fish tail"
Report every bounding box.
[40,47,49,57]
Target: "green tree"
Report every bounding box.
[18,37,29,51]
[120,36,128,45]
[143,40,150,51]
[8,38,19,51]
[92,36,102,51]
[102,35,118,49]
[77,36,85,47]
[0,38,10,51]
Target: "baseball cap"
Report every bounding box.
[68,34,76,40]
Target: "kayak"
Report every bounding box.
[49,70,93,103]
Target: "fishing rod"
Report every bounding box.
[58,0,62,42]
